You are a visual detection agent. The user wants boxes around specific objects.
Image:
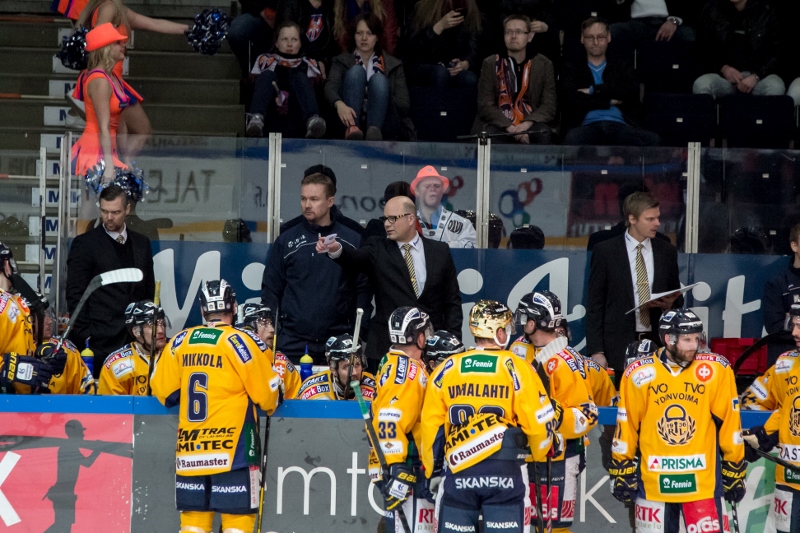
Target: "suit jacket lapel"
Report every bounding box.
[616,235,636,309]
[388,239,417,297]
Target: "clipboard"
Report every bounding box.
[625,282,702,314]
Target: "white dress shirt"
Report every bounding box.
[625,231,654,332]
[104,224,128,244]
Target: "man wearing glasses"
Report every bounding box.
[562,17,660,146]
[316,196,463,373]
[471,14,556,145]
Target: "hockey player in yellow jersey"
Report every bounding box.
[296,334,377,400]
[236,303,302,400]
[422,330,465,373]
[513,291,597,533]
[99,300,168,395]
[421,300,555,533]
[0,243,35,356]
[742,303,800,533]
[370,307,433,533]
[151,280,281,533]
[611,309,745,533]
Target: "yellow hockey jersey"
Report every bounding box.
[370,350,428,472]
[151,322,281,476]
[274,352,302,399]
[296,369,377,400]
[761,351,800,488]
[5,338,96,395]
[421,347,555,475]
[585,358,617,407]
[98,342,157,396]
[0,289,34,356]
[614,349,744,502]
[740,363,778,411]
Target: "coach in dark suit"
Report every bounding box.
[66,185,155,375]
[586,192,682,377]
[316,195,462,369]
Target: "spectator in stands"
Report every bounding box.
[693,0,785,100]
[228,0,278,75]
[561,17,660,146]
[332,0,398,54]
[405,0,481,87]
[471,14,555,144]
[499,0,559,64]
[325,13,415,140]
[277,0,339,76]
[762,222,800,365]
[608,0,697,60]
[246,21,327,138]
[76,0,188,162]
[413,165,476,248]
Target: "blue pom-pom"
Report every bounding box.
[84,162,149,203]
[57,27,89,71]
[186,8,230,56]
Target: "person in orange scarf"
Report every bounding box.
[471,14,556,144]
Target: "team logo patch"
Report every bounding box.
[658,473,697,494]
[632,367,656,387]
[111,358,134,378]
[434,358,454,388]
[0,292,9,314]
[695,363,713,382]
[647,454,707,472]
[546,359,558,374]
[657,405,696,445]
[189,328,222,345]
[790,396,800,437]
[395,356,408,384]
[228,334,252,363]
[461,355,497,373]
[776,359,795,374]
[172,330,188,349]
[505,359,521,391]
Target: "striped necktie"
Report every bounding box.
[403,243,420,297]
[635,243,651,328]
[116,235,124,244]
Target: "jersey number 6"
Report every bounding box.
[188,372,209,422]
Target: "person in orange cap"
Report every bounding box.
[412,165,476,248]
[71,23,143,180]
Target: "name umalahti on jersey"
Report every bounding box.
[447,383,511,399]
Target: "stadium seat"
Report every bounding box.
[409,87,478,142]
[636,40,697,94]
[642,93,716,147]
[719,94,796,148]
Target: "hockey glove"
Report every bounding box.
[382,464,416,510]
[1,353,53,394]
[721,460,746,503]
[743,426,778,462]
[35,341,68,375]
[548,433,564,458]
[608,458,638,504]
[420,476,442,503]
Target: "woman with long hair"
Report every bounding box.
[325,13,414,140]
[405,0,481,87]
[71,23,140,181]
[75,0,189,160]
[331,0,397,54]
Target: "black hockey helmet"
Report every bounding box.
[508,225,545,250]
[424,330,465,366]
[515,290,564,331]
[125,300,168,331]
[785,303,800,331]
[325,334,365,365]
[199,279,236,315]
[388,306,433,346]
[237,303,273,329]
[659,308,704,345]
[0,242,18,277]
[624,339,656,366]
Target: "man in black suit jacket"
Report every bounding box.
[586,191,682,377]
[66,186,155,376]
[316,196,463,370]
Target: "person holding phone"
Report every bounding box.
[405,0,481,87]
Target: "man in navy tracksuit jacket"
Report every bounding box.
[261,173,372,364]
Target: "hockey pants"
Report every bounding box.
[633,496,730,533]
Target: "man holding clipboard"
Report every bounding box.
[586,191,684,378]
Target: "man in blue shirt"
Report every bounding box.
[561,17,660,146]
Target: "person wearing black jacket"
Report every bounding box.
[692,0,785,100]
[261,172,372,365]
[762,223,800,366]
[230,0,278,75]
[561,17,660,146]
[607,0,698,62]
[276,0,339,72]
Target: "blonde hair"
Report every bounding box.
[333,0,386,43]
[413,0,481,35]
[77,0,131,35]
[87,44,117,73]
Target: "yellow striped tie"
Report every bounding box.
[635,243,651,328]
[403,243,420,297]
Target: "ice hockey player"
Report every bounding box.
[741,303,800,533]
[369,306,434,533]
[296,333,376,400]
[151,279,281,533]
[420,299,556,533]
[236,303,302,400]
[422,330,465,373]
[99,300,169,395]
[512,291,597,533]
[611,308,745,533]
[0,242,35,356]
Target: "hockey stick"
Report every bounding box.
[352,380,413,533]
[62,268,144,342]
[730,501,741,533]
[545,456,553,533]
[146,281,161,396]
[255,304,278,533]
[751,446,800,475]
[532,462,545,533]
[344,307,364,399]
